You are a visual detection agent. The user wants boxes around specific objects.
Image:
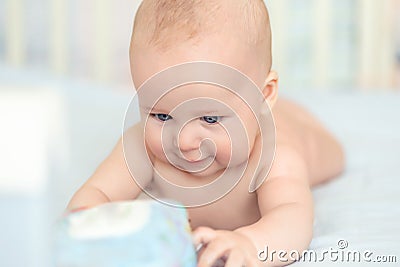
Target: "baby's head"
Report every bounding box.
[130,0,276,92]
[128,0,277,180]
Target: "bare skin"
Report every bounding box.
[68,99,344,267]
[68,14,344,267]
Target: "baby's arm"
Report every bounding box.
[194,146,313,267]
[67,124,152,211]
[235,146,313,266]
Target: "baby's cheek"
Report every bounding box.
[217,131,252,167]
[145,127,166,160]
[214,135,233,166]
[215,150,231,167]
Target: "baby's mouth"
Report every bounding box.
[170,154,214,173]
[185,157,207,163]
[180,152,205,163]
[182,156,210,166]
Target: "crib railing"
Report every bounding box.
[268,0,399,90]
[2,0,399,90]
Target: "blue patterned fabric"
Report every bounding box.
[54,200,197,267]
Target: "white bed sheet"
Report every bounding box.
[286,91,400,266]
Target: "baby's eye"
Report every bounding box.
[201,116,220,124]
[152,113,173,122]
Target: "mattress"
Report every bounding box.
[286,91,400,266]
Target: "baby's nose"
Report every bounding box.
[177,124,202,156]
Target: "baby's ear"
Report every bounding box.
[262,71,279,108]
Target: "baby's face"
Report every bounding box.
[142,83,260,178]
[131,35,267,177]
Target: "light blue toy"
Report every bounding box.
[55,200,197,267]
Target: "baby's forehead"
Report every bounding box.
[131,0,271,64]
[139,81,262,118]
[142,83,240,106]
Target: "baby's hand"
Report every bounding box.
[193,227,260,267]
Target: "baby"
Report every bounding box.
[68,0,345,266]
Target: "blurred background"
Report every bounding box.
[0,0,399,266]
[1,0,399,90]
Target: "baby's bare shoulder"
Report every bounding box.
[255,143,311,214]
[268,143,309,179]
[272,98,345,185]
[122,123,154,183]
[95,123,153,197]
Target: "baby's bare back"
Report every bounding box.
[273,98,344,186]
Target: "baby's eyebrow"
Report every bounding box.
[140,106,166,113]
[141,105,223,114]
[140,106,152,112]
[200,110,222,115]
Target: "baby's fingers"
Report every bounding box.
[192,226,216,248]
[225,249,245,267]
[197,237,230,267]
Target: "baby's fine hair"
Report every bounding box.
[131,0,272,69]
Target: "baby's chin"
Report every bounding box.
[173,159,227,182]
[184,165,224,179]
